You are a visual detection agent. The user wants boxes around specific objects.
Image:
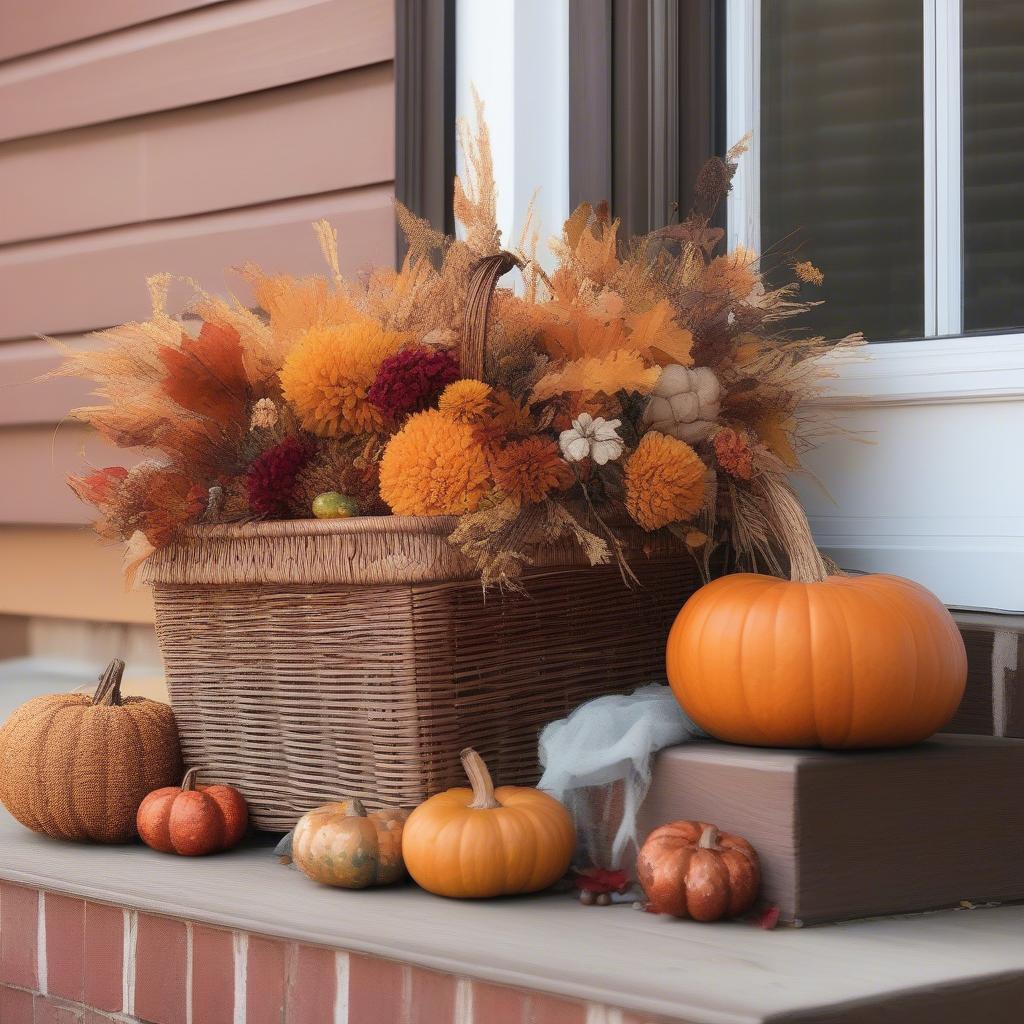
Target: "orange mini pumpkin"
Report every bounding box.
[403,748,575,899]
[638,820,760,921]
[666,571,967,749]
[137,768,248,856]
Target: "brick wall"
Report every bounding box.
[0,883,670,1024]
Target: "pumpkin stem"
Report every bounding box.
[461,748,500,810]
[91,659,126,706]
[181,767,201,791]
[756,474,829,583]
[698,825,720,850]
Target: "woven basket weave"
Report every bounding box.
[145,518,696,830]
[144,251,698,830]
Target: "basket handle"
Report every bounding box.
[461,250,525,379]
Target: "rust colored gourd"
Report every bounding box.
[291,799,407,888]
[403,748,575,899]
[137,768,248,856]
[666,571,967,749]
[638,820,760,921]
[0,659,182,843]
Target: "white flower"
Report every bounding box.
[558,413,624,466]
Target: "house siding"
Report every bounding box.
[0,0,395,622]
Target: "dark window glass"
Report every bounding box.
[963,0,1024,333]
[760,0,925,341]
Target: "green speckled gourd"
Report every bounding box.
[0,659,182,843]
[290,798,407,888]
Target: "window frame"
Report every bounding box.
[724,0,1024,612]
[395,0,456,262]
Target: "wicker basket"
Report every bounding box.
[143,250,698,830]
[145,518,696,830]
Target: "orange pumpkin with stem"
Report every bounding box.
[666,518,967,748]
[137,768,248,856]
[0,658,181,843]
[402,748,575,898]
[638,820,760,921]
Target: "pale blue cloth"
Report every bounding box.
[538,684,703,868]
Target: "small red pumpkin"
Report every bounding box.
[137,768,248,856]
[637,820,760,921]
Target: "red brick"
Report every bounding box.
[44,894,85,1003]
[245,935,286,1024]
[471,980,529,1024]
[134,913,187,1024]
[525,992,587,1024]
[348,954,405,1023]
[285,944,336,1024]
[407,967,456,1024]
[0,883,37,989]
[82,903,122,1014]
[0,985,34,1024]
[190,925,234,1024]
[31,995,83,1023]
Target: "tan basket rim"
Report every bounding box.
[172,515,458,541]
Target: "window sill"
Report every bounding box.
[809,331,1024,406]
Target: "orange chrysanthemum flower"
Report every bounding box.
[438,379,493,422]
[379,409,492,516]
[280,322,403,436]
[624,432,706,531]
[713,427,754,480]
[490,437,573,505]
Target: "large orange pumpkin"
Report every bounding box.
[666,572,966,749]
[0,659,181,843]
[402,748,575,898]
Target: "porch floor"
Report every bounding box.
[2,661,1024,1024]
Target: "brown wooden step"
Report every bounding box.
[948,612,1024,737]
[637,733,1024,926]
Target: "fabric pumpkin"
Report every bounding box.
[291,798,407,888]
[0,659,181,843]
[136,768,248,855]
[638,820,760,921]
[642,365,720,443]
[402,748,575,898]
[666,572,967,748]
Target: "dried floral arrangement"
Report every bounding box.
[61,97,861,588]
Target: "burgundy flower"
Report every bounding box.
[367,345,460,419]
[245,436,311,517]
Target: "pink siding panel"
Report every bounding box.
[0,64,395,245]
[0,0,393,142]
[0,423,140,525]
[0,339,94,428]
[0,185,395,340]
[0,1,219,63]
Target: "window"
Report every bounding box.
[729,0,1024,343]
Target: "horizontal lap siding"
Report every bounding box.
[0,0,395,621]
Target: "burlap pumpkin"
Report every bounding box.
[0,659,182,843]
[642,365,721,443]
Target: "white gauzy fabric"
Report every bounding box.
[538,684,703,870]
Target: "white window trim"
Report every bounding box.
[926,0,963,336]
[725,0,1024,612]
[454,0,569,273]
